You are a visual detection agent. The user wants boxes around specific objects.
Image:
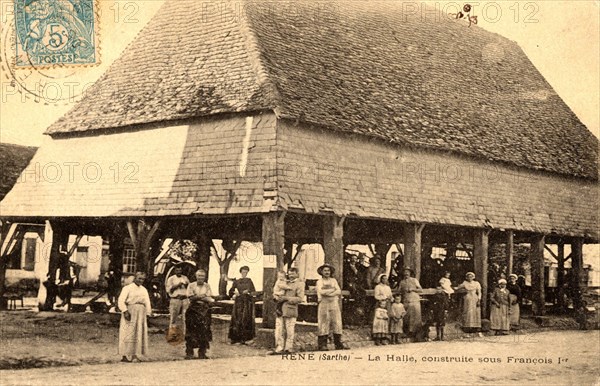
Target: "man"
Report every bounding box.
[57,261,77,309]
[272,267,304,354]
[185,269,214,359]
[166,265,190,337]
[105,269,120,309]
[118,272,152,362]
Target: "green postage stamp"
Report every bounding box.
[14,0,98,67]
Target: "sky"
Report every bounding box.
[0,1,599,146]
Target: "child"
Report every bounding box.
[372,300,389,345]
[431,288,450,341]
[439,272,454,297]
[389,294,406,344]
[374,274,393,309]
[272,271,291,317]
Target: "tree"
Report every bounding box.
[214,239,241,297]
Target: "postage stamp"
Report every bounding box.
[14,0,98,67]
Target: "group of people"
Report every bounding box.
[271,264,349,354]
[116,262,525,362]
[371,268,425,344]
[118,268,216,362]
[453,271,522,336]
[40,252,79,311]
[368,269,524,344]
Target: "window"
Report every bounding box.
[455,249,471,260]
[123,248,137,274]
[431,247,446,260]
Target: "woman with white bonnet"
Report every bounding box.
[490,279,511,335]
[456,272,481,332]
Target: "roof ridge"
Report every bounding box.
[236,0,283,117]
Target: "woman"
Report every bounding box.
[506,274,522,330]
[399,268,423,338]
[316,264,348,351]
[490,279,511,335]
[185,269,214,359]
[228,266,256,344]
[366,257,385,289]
[456,272,481,332]
[374,274,393,310]
[118,272,152,363]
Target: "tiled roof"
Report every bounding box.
[0,143,37,200]
[46,0,598,180]
[2,115,278,218]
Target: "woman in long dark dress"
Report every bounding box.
[507,274,522,330]
[185,269,214,359]
[228,266,257,344]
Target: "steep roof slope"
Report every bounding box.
[46,0,598,180]
[0,143,37,200]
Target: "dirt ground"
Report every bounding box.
[1,329,598,385]
[0,310,263,369]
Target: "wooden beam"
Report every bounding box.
[323,215,345,285]
[557,242,565,311]
[571,238,584,308]
[506,231,514,274]
[0,222,12,255]
[544,245,558,261]
[0,221,13,308]
[42,221,69,311]
[395,243,404,259]
[473,229,490,317]
[67,235,84,258]
[126,220,138,250]
[530,234,546,316]
[404,224,424,280]
[261,211,286,328]
[126,219,162,275]
[192,232,211,272]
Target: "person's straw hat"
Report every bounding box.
[317,264,336,276]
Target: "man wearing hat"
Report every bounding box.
[166,265,190,338]
[316,263,349,350]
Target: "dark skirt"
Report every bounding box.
[228,294,256,343]
[185,301,212,349]
[432,293,449,327]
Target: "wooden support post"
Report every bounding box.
[474,229,490,318]
[107,229,125,288]
[530,234,546,316]
[557,241,565,311]
[571,238,584,308]
[262,212,285,328]
[323,216,345,285]
[194,232,212,273]
[126,219,162,277]
[43,221,69,311]
[0,222,12,309]
[506,231,514,274]
[403,224,424,280]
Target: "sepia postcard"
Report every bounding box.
[0,1,598,385]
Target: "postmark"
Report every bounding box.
[14,0,98,67]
